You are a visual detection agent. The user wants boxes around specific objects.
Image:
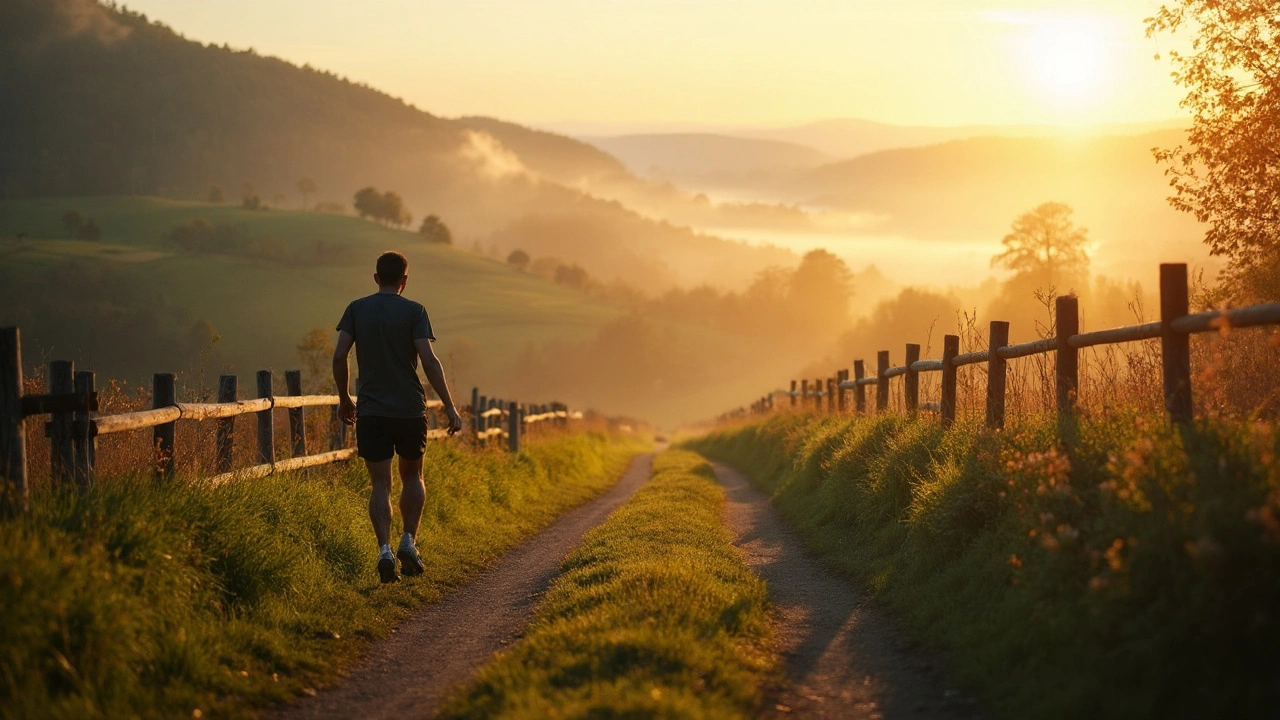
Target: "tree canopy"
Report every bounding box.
[991,202,1089,290]
[1148,1,1280,300]
[353,186,411,227]
[418,214,452,244]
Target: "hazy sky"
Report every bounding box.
[125,0,1186,128]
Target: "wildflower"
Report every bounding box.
[1088,575,1109,591]
[1008,554,1023,568]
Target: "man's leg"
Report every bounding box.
[366,458,394,547]
[395,455,427,576]
[398,455,425,537]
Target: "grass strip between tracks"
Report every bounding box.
[437,450,777,719]
[0,432,645,720]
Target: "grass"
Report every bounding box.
[0,432,645,720]
[688,412,1280,720]
[0,195,622,385]
[437,450,777,719]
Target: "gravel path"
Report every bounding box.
[712,462,980,720]
[276,454,654,720]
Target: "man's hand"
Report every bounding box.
[445,406,464,436]
[338,396,357,426]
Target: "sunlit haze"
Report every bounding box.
[122,0,1181,128]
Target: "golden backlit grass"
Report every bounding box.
[689,411,1280,719]
[436,450,777,719]
[0,432,645,720]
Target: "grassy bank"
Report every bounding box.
[0,432,644,720]
[438,450,777,719]
[688,413,1280,719]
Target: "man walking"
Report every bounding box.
[333,251,464,583]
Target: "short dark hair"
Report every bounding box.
[376,251,408,285]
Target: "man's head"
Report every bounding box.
[374,251,409,293]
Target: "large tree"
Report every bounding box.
[1148,1,1280,300]
[991,202,1089,290]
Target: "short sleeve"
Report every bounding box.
[413,306,435,341]
[336,302,355,337]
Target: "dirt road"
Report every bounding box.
[712,462,980,720]
[277,454,654,720]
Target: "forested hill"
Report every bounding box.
[0,0,791,291]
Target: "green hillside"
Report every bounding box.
[0,197,622,396]
[0,0,790,293]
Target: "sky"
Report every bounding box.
[123,0,1187,129]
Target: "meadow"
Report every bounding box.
[688,411,1280,719]
[0,430,645,720]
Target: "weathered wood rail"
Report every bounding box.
[0,333,576,516]
[740,263,1280,427]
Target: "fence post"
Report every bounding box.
[1056,296,1080,423]
[154,372,176,480]
[790,380,797,408]
[508,403,521,453]
[0,327,26,516]
[826,377,835,413]
[1160,263,1193,424]
[876,351,889,412]
[256,370,274,465]
[217,375,237,472]
[48,361,75,486]
[73,370,95,488]
[837,370,848,413]
[800,380,809,412]
[285,370,306,458]
[941,334,959,428]
[854,360,866,414]
[904,343,921,416]
[986,321,1009,430]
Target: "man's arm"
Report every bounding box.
[333,330,356,425]
[415,338,464,434]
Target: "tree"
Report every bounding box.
[419,214,453,244]
[1147,2,1280,300]
[207,185,225,203]
[296,178,317,209]
[506,249,530,270]
[991,202,1089,289]
[788,249,854,334]
[79,219,101,242]
[554,264,590,290]
[353,186,382,220]
[381,191,411,228]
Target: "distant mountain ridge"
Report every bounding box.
[583,133,831,184]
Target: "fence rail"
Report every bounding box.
[739,263,1280,429]
[0,330,577,516]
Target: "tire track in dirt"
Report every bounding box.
[276,454,654,720]
[712,462,980,720]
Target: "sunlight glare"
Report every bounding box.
[1021,17,1112,107]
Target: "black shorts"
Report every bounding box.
[356,415,427,462]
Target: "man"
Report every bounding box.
[333,251,464,584]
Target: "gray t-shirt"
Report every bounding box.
[336,293,436,418]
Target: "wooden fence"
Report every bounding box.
[738,263,1280,427]
[0,331,574,516]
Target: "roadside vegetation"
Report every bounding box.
[688,412,1280,720]
[437,450,777,719]
[0,432,644,720]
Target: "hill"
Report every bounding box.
[780,130,1210,278]
[0,196,622,397]
[0,0,791,293]
[583,133,831,186]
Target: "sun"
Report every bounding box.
[1021,18,1111,106]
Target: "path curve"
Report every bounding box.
[278,454,654,720]
[712,462,980,720]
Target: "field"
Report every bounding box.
[0,431,645,720]
[0,196,623,394]
[688,411,1280,719]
